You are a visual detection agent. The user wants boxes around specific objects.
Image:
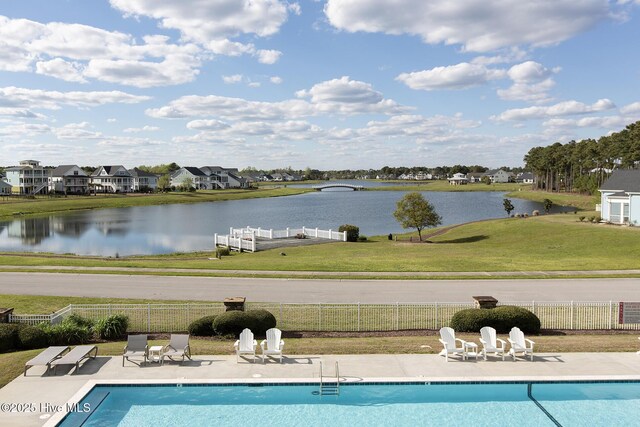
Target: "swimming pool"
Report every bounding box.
[58,381,640,427]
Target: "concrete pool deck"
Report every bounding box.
[1,352,639,426]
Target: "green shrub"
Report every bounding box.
[338,224,359,242]
[213,309,277,337]
[93,314,129,340]
[246,309,277,335]
[0,323,23,353]
[357,235,368,242]
[213,311,252,337]
[450,306,541,334]
[39,322,92,345]
[17,325,48,350]
[63,313,94,329]
[187,315,217,336]
[579,216,585,222]
[215,246,231,258]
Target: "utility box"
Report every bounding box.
[223,297,246,312]
[472,296,498,309]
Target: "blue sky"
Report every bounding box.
[1,0,639,170]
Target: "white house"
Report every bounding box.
[49,165,89,194]
[466,173,484,183]
[448,172,468,185]
[129,168,158,191]
[200,166,248,189]
[90,165,133,193]
[599,170,640,225]
[484,169,514,183]
[170,167,209,189]
[4,160,50,195]
[0,180,12,195]
[516,172,534,184]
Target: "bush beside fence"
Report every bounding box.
[8,301,639,333]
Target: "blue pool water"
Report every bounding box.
[59,381,640,427]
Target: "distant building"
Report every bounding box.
[483,169,514,183]
[90,165,133,193]
[516,172,534,184]
[49,165,90,194]
[129,168,159,191]
[599,170,640,225]
[448,172,468,185]
[170,167,209,189]
[0,180,12,195]
[4,160,49,195]
[466,173,484,183]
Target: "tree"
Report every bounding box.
[543,198,553,214]
[503,198,514,216]
[393,192,442,241]
[157,174,170,191]
[481,175,491,185]
[180,177,194,191]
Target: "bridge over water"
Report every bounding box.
[312,183,365,191]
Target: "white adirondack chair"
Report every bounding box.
[508,327,535,361]
[479,326,506,361]
[438,327,467,362]
[260,328,285,364]
[234,329,257,363]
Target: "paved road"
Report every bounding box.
[0,272,638,302]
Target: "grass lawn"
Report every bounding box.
[0,187,313,219]
[1,333,638,388]
[1,213,638,273]
[505,190,598,211]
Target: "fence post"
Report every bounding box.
[357,302,360,332]
[435,302,439,329]
[251,234,256,252]
[318,303,321,331]
[286,227,290,237]
[395,302,399,331]
[609,301,613,330]
[532,300,535,315]
[570,301,574,330]
[279,303,283,327]
[109,304,112,316]
[315,227,319,237]
[343,231,347,241]
[147,304,151,333]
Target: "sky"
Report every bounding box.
[1,0,639,170]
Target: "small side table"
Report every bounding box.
[464,342,479,361]
[149,345,164,364]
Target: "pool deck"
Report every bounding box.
[1,352,639,426]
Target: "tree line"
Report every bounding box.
[524,121,640,194]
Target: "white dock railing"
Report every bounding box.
[218,225,347,252]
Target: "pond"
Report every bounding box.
[0,189,572,256]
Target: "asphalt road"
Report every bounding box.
[0,272,638,303]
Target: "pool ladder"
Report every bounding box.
[319,361,340,396]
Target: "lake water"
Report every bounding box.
[0,189,571,256]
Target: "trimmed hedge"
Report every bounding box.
[0,323,23,353]
[213,309,277,337]
[17,325,48,350]
[188,315,218,336]
[38,322,92,345]
[450,306,541,334]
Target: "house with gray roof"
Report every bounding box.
[129,168,158,191]
[49,165,89,194]
[170,167,209,189]
[90,165,133,193]
[599,170,640,225]
[4,160,50,195]
[0,180,12,195]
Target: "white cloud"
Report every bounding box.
[543,116,629,129]
[107,118,118,123]
[324,0,610,52]
[497,61,560,103]
[248,82,261,88]
[35,58,86,83]
[620,102,640,115]
[270,76,283,84]
[0,108,45,119]
[396,63,506,91]
[0,86,150,110]
[492,99,616,121]
[53,122,103,140]
[123,125,160,133]
[0,15,202,87]
[256,49,282,64]
[222,74,244,84]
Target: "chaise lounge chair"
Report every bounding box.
[123,334,148,366]
[234,328,257,363]
[50,345,98,374]
[438,327,467,362]
[260,328,285,364]
[162,334,192,364]
[479,326,506,361]
[24,346,70,376]
[508,327,535,361]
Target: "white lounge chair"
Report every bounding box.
[162,334,192,364]
[50,345,98,374]
[508,327,535,361]
[24,346,70,376]
[260,328,285,364]
[438,327,467,362]
[479,326,506,361]
[234,328,257,363]
[123,334,148,366]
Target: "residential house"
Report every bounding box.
[0,180,12,195]
[448,172,468,185]
[129,168,159,191]
[483,169,514,183]
[599,170,640,225]
[414,171,431,180]
[170,167,209,189]
[4,160,50,194]
[90,165,133,193]
[516,172,534,184]
[466,173,484,183]
[49,165,89,194]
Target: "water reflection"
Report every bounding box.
[0,191,573,256]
